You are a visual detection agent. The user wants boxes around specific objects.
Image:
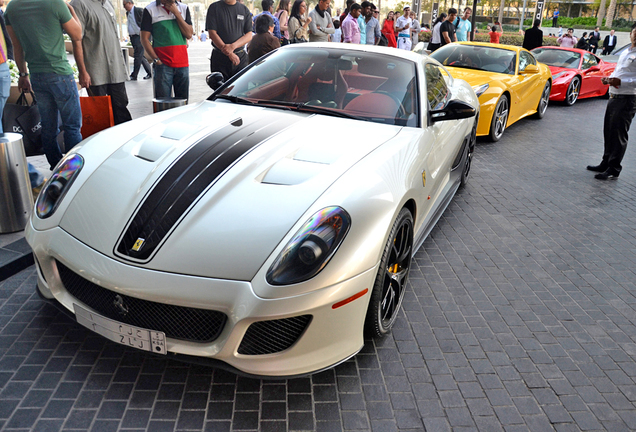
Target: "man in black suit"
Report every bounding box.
[523,19,543,51]
[603,29,617,55]
[589,26,601,54]
[124,0,152,80]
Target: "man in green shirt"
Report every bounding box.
[5,0,90,169]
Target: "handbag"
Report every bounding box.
[378,33,389,47]
[2,91,44,156]
[79,93,114,139]
[290,18,307,43]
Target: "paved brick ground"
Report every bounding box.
[2,52,636,431]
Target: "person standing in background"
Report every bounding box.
[124,0,151,80]
[206,0,252,80]
[439,8,457,47]
[5,0,87,170]
[72,0,132,125]
[603,29,617,55]
[381,11,396,47]
[427,12,446,52]
[394,5,411,50]
[275,0,290,44]
[141,0,192,100]
[288,0,311,42]
[248,14,279,63]
[364,4,381,45]
[332,20,341,42]
[557,27,577,48]
[589,26,601,54]
[357,1,370,44]
[552,8,559,27]
[489,24,502,43]
[455,7,471,42]
[253,0,281,39]
[576,32,589,50]
[409,10,420,46]
[308,0,334,42]
[522,19,543,50]
[341,2,360,43]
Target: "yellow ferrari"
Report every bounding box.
[429,42,552,141]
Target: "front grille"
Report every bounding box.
[56,260,227,343]
[238,315,312,355]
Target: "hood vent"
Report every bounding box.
[115,113,298,262]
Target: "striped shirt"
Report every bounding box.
[141,1,192,68]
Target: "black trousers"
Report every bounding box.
[130,34,151,78]
[602,45,615,55]
[602,96,636,173]
[89,82,133,125]
[210,49,248,81]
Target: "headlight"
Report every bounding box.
[472,83,489,97]
[267,206,351,285]
[36,154,84,219]
[552,71,567,79]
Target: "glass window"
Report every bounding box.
[430,44,517,75]
[425,63,448,111]
[533,48,581,69]
[216,47,419,127]
[582,53,599,69]
[519,51,536,71]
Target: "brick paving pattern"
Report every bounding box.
[2,47,636,430]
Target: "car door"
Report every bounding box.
[511,50,543,117]
[420,63,457,212]
[580,53,603,97]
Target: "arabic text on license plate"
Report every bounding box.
[74,304,166,355]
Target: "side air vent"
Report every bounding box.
[238,315,312,355]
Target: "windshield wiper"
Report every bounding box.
[214,94,257,105]
[256,100,365,121]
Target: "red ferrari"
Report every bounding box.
[531,47,616,106]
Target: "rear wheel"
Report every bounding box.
[365,208,413,337]
[488,96,509,142]
[533,81,551,119]
[565,76,580,106]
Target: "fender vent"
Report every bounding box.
[238,315,312,355]
[56,260,227,343]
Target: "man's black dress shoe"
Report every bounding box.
[594,169,620,180]
[130,75,137,81]
[587,164,607,172]
[143,74,152,80]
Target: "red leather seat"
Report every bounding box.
[344,93,399,117]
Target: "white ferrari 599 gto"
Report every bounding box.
[27,43,479,377]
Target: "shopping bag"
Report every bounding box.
[2,91,44,156]
[80,95,114,138]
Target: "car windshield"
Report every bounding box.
[533,48,581,69]
[214,47,419,127]
[430,44,517,75]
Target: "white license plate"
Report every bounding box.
[74,303,167,355]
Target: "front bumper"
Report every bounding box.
[27,223,376,377]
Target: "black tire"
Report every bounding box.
[565,76,580,106]
[364,208,413,338]
[488,95,509,142]
[533,81,551,119]
[460,116,478,188]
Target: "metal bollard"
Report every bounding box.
[0,133,33,233]
[153,98,188,113]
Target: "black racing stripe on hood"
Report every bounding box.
[116,112,298,262]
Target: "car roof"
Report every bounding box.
[454,41,522,53]
[277,42,427,63]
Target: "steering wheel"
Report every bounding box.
[371,91,407,119]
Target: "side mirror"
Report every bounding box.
[206,72,225,90]
[521,64,539,74]
[430,100,476,123]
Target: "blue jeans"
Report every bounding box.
[30,72,82,170]
[0,63,43,188]
[154,64,189,100]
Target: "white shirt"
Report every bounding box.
[610,45,636,95]
[431,21,442,44]
[395,16,411,38]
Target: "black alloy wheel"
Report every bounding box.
[365,208,413,337]
[489,95,509,142]
[534,81,551,119]
[565,76,581,106]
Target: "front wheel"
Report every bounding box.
[533,81,551,119]
[488,96,509,142]
[565,76,580,106]
[460,116,478,187]
[365,208,413,337]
